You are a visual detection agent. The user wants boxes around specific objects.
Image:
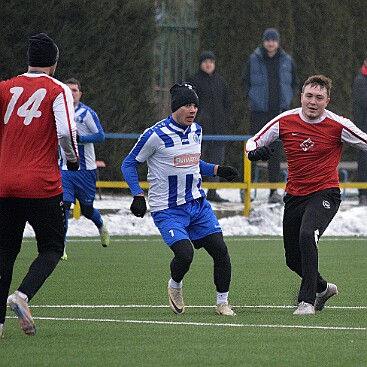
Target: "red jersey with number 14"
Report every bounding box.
[246,108,367,196]
[0,73,78,198]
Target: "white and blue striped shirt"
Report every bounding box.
[122,116,215,212]
[60,102,105,170]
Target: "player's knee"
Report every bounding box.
[80,205,94,219]
[299,227,317,247]
[202,233,229,263]
[171,240,194,265]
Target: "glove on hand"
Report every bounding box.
[216,165,239,181]
[130,196,147,218]
[66,159,80,171]
[247,146,273,161]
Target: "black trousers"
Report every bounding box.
[0,194,65,324]
[283,188,341,304]
[201,141,226,184]
[357,150,367,196]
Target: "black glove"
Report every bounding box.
[66,159,80,171]
[247,146,273,161]
[76,134,80,143]
[216,165,239,181]
[130,195,147,218]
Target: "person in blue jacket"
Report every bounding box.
[241,28,299,203]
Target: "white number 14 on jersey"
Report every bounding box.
[4,87,47,125]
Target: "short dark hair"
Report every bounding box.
[302,75,332,97]
[65,78,82,91]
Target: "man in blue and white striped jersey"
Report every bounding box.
[59,78,110,260]
[122,83,238,316]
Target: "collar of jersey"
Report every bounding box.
[299,109,327,124]
[23,71,48,77]
[167,116,191,134]
[75,102,84,112]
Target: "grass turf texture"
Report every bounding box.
[1,236,366,366]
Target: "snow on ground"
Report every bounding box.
[23,189,367,237]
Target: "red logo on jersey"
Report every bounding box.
[174,153,200,166]
[300,138,315,151]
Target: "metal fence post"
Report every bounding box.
[243,142,252,217]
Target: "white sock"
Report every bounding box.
[217,291,229,305]
[0,323,3,329]
[17,290,29,302]
[169,279,182,289]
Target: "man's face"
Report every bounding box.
[67,83,82,106]
[172,103,198,126]
[200,59,215,75]
[263,39,279,56]
[301,84,330,120]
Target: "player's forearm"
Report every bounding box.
[121,156,144,196]
[54,92,78,161]
[78,131,105,144]
[199,160,216,177]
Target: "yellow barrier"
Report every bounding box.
[72,142,367,219]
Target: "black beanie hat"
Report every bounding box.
[27,33,59,67]
[199,50,216,64]
[170,83,199,112]
[262,28,280,42]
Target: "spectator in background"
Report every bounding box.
[241,28,299,203]
[352,52,367,206]
[59,78,109,260]
[187,51,231,202]
[0,33,79,338]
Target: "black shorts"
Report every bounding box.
[0,194,65,256]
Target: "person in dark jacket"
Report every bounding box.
[352,52,367,206]
[241,28,299,203]
[187,51,231,202]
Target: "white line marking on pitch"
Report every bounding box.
[22,237,367,243]
[27,316,367,331]
[29,304,367,310]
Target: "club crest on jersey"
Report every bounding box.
[322,200,331,209]
[300,138,315,151]
[193,134,201,144]
[174,153,200,166]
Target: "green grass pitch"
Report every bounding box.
[1,236,366,366]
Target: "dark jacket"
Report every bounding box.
[187,69,230,134]
[352,69,367,129]
[241,46,298,113]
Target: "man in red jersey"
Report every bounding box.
[0,33,79,338]
[246,75,367,316]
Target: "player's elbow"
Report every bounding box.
[99,131,105,142]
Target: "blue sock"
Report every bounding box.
[91,208,104,229]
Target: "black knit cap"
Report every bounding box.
[199,50,216,63]
[170,83,199,112]
[27,33,59,67]
[262,28,280,42]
